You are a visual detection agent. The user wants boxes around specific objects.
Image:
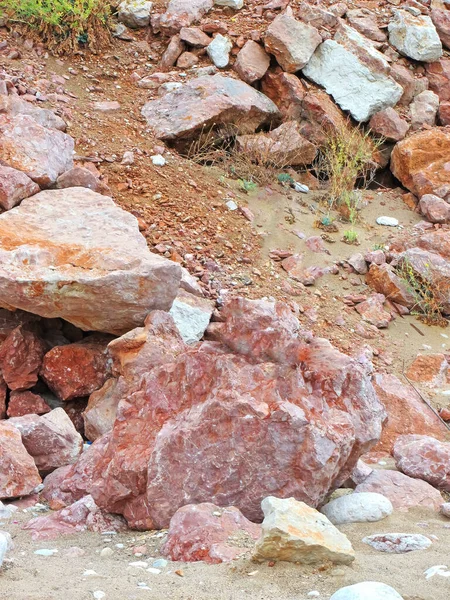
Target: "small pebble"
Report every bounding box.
[151,154,166,166]
[226,200,238,210]
[34,549,58,556]
[376,216,399,227]
[152,558,168,568]
[100,547,113,558]
[93,592,105,600]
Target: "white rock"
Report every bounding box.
[93,592,106,600]
[34,548,58,556]
[330,582,404,600]
[425,565,450,579]
[253,496,355,565]
[0,501,17,520]
[440,502,450,517]
[376,216,399,227]
[158,82,183,96]
[294,182,309,193]
[169,290,214,344]
[122,151,134,165]
[0,531,13,567]
[302,40,403,122]
[362,533,432,553]
[226,200,238,210]
[151,154,166,166]
[388,10,442,62]
[207,34,232,68]
[321,492,393,525]
[118,0,152,28]
[214,0,243,7]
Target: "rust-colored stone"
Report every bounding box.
[0,325,45,391]
[7,391,51,418]
[0,420,41,499]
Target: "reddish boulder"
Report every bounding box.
[425,59,450,102]
[371,373,447,453]
[83,378,123,442]
[159,0,213,35]
[55,167,111,196]
[0,420,41,499]
[419,194,450,224]
[7,391,51,418]
[2,95,66,131]
[300,88,349,145]
[0,165,40,210]
[235,41,270,84]
[355,294,392,329]
[179,26,211,47]
[162,503,261,563]
[261,69,305,121]
[9,408,83,474]
[405,353,449,387]
[346,8,386,42]
[391,63,428,107]
[160,34,185,71]
[40,335,112,401]
[439,102,450,125]
[369,108,409,142]
[394,435,450,492]
[355,469,443,511]
[0,114,74,187]
[0,326,46,391]
[431,9,450,50]
[23,494,126,541]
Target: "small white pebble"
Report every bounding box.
[151,154,166,166]
[93,592,105,600]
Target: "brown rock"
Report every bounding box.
[261,69,305,121]
[372,373,447,453]
[0,326,46,391]
[346,8,386,42]
[176,51,199,69]
[55,167,111,195]
[162,503,261,563]
[394,435,450,492]
[160,34,185,71]
[0,114,74,187]
[41,335,112,401]
[179,26,211,47]
[369,108,409,142]
[9,408,83,474]
[300,88,349,145]
[235,41,270,84]
[405,353,449,387]
[0,420,41,499]
[7,391,51,418]
[0,375,6,419]
[431,8,450,49]
[439,101,450,126]
[355,294,392,328]
[426,58,450,102]
[419,194,450,224]
[0,165,40,210]
[355,469,443,511]
[366,263,415,307]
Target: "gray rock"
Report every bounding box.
[118,0,152,28]
[207,34,232,68]
[376,216,399,227]
[362,533,432,553]
[388,10,443,63]
[214,0,243,7]
[330,582,404,600]
[321,492,393,525]
[0,531,13,567]
[169,290,214,344]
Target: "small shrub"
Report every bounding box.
[238,178,258,194]
[343,229,358,244]
[0,0,112,54]
[277,173,295,186]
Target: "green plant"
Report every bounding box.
[372,243,385,251]
[277,173,295,186]
[343,229,358,244]
[238,178,258,193]
[0,0,112,54]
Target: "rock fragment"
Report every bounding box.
[321,492,393,525]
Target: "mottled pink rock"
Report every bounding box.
[235,41,270,84]
[0,326,45,391]
[355,294,391,329]
[410,90,439,131]
[55,167,111,195]
[9,408,83,474]
[405,353,449,387]
[372,373,447,453]
[177,51,199,69]
[2,95,66,131]
[281,254,332,285]
[355,469,443,511]
[426,58,450,102]
[0,188,181,335]
[346,8,386,42]
[7,391,51,418]
[366,264,415,308]
[394,435,450,492]
[159,0,213,35]
[179,26,211,47]
[0,420,41,499]
[261,69,305,121]
[348,253,367,274]
[431,8,450,49]
[83,378,123,441]
[391,63,427,107]
[362,532,432,553]
[0,114,74,186]
[162,503,261,563]
[160,34,185,71]
[40,335,112,401]
[0,165,40,210]
[92,101,120,112]
[369,108,409,142]
[23,495,126,541]
[419,194,450,224]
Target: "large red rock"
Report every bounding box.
[66,298,386,530]
[355,294,391,329]
[0,165,40,210]
[40,335,112,401]
[354,469,443,511]
[390,128,450,200]
[0,188,181,335]
[394,435,450,492]
[419,194,450,224]
[8,408,83,474]
[162,503,261,563]
[426,59,450,102]
[369,108,409,142]
[55,167,111,196]
[1,95,67,131]
[261,69,305,121]
[0,325,46,391]
[371,373,448,453]
[7,391,51,418]
[405,353,449,388]
[0,114,73,187]
[0,420,41,499]
[366,263,415,307]
[431,9,450,49]
[23,494,126,541]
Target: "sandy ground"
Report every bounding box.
[1,505,449,600]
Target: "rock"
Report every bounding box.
[440,502,450,517]
[330,582,404,600]
[0,326,45,391]
[406,353,449,387]
[83,379,122,442]
[264,14,321,73]
[376,216,398,227]
[391,63,427,107]
[235,41,270,84]
[348,253,368,275]
[393,434,450,492]
[162,503,260,563]
[321,492,393,525]
[261,69,305,121]
[23,495,126,540]
[391,128,450,199]
[7,391,51,418]
[179,26,211,47]
[300,87,349,145]
[0,531,13,567]
[0,420,41,499]
[355,469,443,511]
[118,0,152,28]
[426,59,450,102]
[253,496,355,565]
[92,101,121,113]
[161,35,185,72]
[8,408,83,474]
[141,75,280,142]
[366,264,415,308]
[2,95,66,131]
[410,90,439,131]
[215,0,243,7]
[439,101,450,126]
[388,10,442,62]
[55,167,111,196]
[0,114,74,187]
[355,294,392,329]
[347,8,386,42]
[159,0,213,35]
[177,51,199,69]
[40,335,112,401]
[300,2,338,28]
[207,34,232,68]
[431,8,450,49]
[302,36,403,122]
[371,373,447,453]
[237,121,317,167]
[362,533,432,553]
[419,194,450,224]
[62,297,384,529]
[169,290,214,344]
[369,108,409,142]
[0,165,40,210]
[0,188,181,335]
